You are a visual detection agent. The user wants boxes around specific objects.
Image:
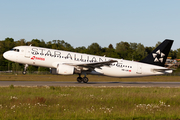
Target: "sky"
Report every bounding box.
[0,0,180,50]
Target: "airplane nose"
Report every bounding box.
[3,51,17,62]
[3,52,9,59]
[3,51,13,61]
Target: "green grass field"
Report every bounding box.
[0,86,180,119]
[0,75,180,119]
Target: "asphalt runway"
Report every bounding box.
[0,81,180,88]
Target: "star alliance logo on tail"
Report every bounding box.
[152,50,165,63]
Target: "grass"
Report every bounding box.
[0,86,180,119]
[1,75,180,119]
[1,74,180,82]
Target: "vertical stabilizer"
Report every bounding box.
[140,39,174,67]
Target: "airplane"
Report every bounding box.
[3,39,174,83]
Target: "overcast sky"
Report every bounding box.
[0,0,180,50]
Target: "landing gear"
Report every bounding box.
[77,74,89,83]
[82,77,89,83]
[22,64,28,75]
[22,71,26,75]
[77,77,82,83]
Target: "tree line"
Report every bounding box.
[0,37,180,72]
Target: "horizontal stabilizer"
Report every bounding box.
[152,68,173,73]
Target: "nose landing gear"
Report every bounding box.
[77,74,89,83]
[22,64,28,75]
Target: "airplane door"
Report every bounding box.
[25,47,31,58]
[137,64,142,74]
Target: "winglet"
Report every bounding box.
[140,39,174,67]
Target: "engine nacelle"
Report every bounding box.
[57,64,74,75]
[51,64,74,75]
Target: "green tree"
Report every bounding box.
[31,39,41,46]
[115,41,131,59]
[87,43,102,55]
[102,44,119,58]
[27,66,38,74]
[39,39,46,47]
[12,63,20,73]
[130,42,137,51]
[176,48,180,59]
[135,43,147,60]
[145,46,153,55]
[15,39,26,46]
[0,38,15,71]
[168,50,177,59]
[46,41,52,48]
[155,41,161,48]
[51,40,74,51]
[38,67,49,71]
[75,46,87,53]
[4,37,14,50]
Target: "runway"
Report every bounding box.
[1,81,180,88]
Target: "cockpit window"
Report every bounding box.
[11,49,20,52]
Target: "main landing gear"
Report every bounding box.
[77,74,89,83]
[22,64,28,75]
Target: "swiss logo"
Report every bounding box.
[31,56,35,60]
[30,56,45,61]
[152,49,165,63]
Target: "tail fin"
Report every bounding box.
[140,39,174,67]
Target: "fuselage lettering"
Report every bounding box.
[30,47,118,63]
[46,50,51,56]
[32,48,38,55]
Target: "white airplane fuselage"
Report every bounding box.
[3,46,172,77]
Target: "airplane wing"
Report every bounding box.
[63,60,117,69]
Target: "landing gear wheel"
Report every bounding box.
[82,77,89,83]
[77,77,82,83]
[22,71,26,75]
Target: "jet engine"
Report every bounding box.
[51,64,74,75]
